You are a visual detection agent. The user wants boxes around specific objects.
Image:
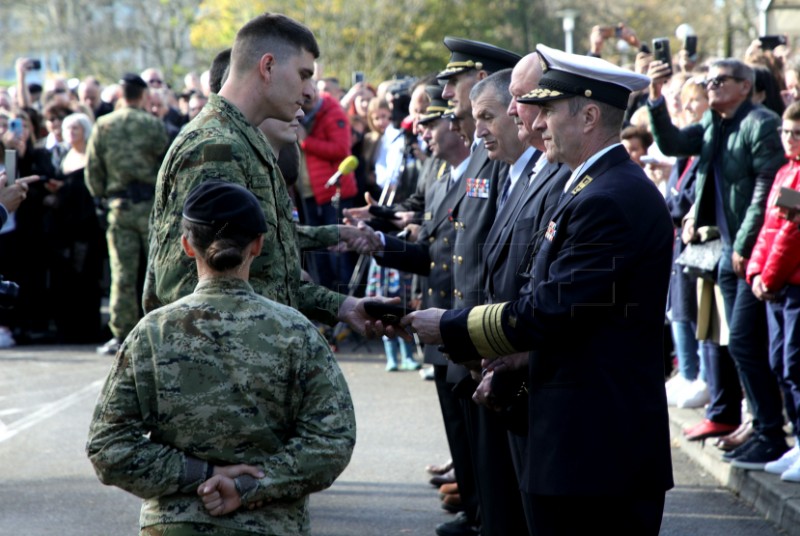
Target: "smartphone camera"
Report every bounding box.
[352,71,365,87]
[652,38,673,74]
[760,35,788,51]
[27,59,42,71]
[9,118,24,138]
[683,35,698,59]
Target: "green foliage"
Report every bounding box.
[0,0,770,91]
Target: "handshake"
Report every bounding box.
[333,221,384,255]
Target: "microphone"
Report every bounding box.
[325,155,359,188]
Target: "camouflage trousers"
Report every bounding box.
[141,523,255,536]
[106,198,152,340]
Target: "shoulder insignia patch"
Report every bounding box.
[203,144,233,162]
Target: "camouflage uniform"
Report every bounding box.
[86,277,356,535]
[86,106,168,340]
[144,93,346,319]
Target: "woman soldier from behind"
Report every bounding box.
[87,180,356,535]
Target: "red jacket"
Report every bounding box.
[301,93,357,205]
[747,158,800,290]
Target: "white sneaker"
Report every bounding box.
[780,451,800,482]
[665,375,690,406]
[0,327,15,349]
[766,444,800,475]
[677,379,710,409]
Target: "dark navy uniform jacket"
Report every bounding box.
[447,141,507,383]
[482,154,570,304]
[439,145,675,496]
[379,167,456,365]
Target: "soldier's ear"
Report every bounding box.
[259,54,275,82]
[181,235,196,258]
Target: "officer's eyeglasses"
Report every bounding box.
[779,127,800,141]
[705,75,744,89]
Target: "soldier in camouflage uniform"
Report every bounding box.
[86,73,168,355]
[87,180,356,536]
[143,14,374,332]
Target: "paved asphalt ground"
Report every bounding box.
[0,336,786,535]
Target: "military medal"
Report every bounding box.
[545,220,557,241]
[466,177,490,199]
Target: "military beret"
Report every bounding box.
[437,37,521,80]
[517,44,650,110]
[182,180,267,235]
[418,85,450,125]
[119,73,148,89]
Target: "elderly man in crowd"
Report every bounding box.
[648,57,789,469]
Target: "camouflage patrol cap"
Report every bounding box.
[183,180,267,234]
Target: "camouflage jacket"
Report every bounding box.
[86,277,356,534]
[143,93,346,321]
[85,106,168,198]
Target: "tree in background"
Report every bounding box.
[0,0,781,91]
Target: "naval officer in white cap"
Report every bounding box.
[400,44,675,535]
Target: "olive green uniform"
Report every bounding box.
[87,277,356,535]
[86,106,168,340]
[144,94,346,319]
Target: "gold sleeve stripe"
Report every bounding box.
[467,303,516,358]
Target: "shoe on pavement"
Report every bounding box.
[426,459,453,476]
[97,337,121,355]
[441,492,462,514]
[714,421,754,452]
[665,375,691,406]
[683,419,738,441]
[420,366,435,380]
[729,436,789,470]
[430,467,456,487]
[676,379,710,409]
[765,444,800,475]
[401,358,422,371]
[0,327,15,348]
[439,482,458,496]
[722,435,760,463]
[435,511,479,536]
[780,454,800,482]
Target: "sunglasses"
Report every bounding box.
[779,127,800,141]
[148,79,163,85]
[705,75,744,89]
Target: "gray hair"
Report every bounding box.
[711,58,755,97]
[469,68,513,108]
[62,112,93,142]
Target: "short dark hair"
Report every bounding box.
[784,101,800,122]
[43,101,74,121]
[230,13,319,77]
[620,125,653,149]
[122,83,147,102]
[209,48,232,94]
